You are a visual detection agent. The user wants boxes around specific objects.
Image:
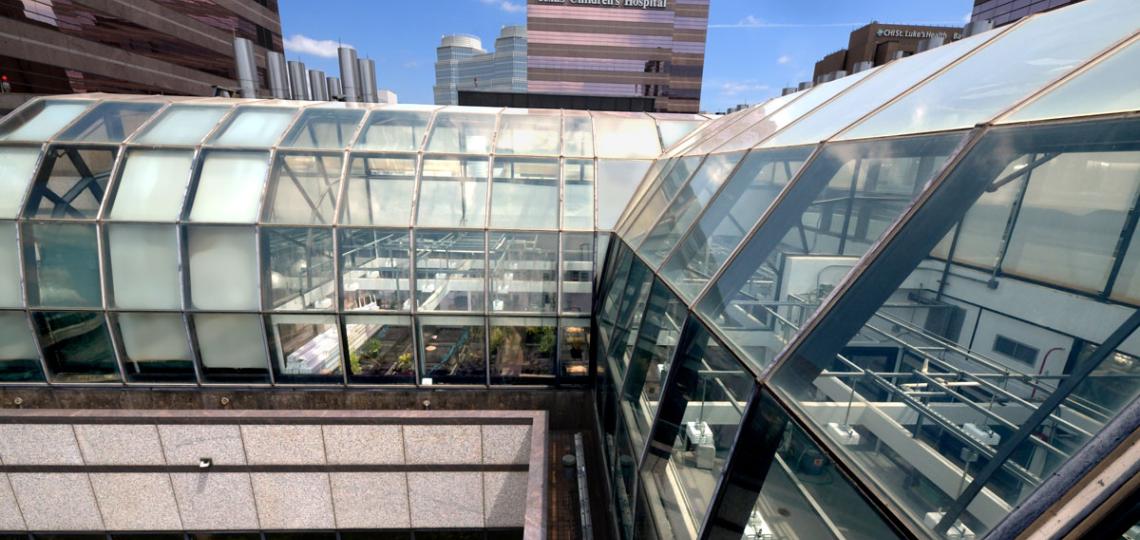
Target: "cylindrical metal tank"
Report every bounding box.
[267,51,289,99]
[232,37,258,98]
[309,70,328,101]
[327,77,343,101]
[288,60,310,100]
[357,58,378,103]
[338,46,360,103]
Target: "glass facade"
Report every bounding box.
[434,27,528,106]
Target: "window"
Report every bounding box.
[340,154,416,226]
[490,158,559,229]
[992,335,1039,366]
[416,157,488,228]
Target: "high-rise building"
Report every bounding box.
[526,0,709,113]
[433,25,527,105]
[812,22,963,82]
[971,0,1085,26]
[0,0,283,111]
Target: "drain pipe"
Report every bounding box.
[574,433,594,540]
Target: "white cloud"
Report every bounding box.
[720,81,769,97]
[480,0,524,13]
[283,34,346,58]
[777,54,792,65]
[710,15,863,29]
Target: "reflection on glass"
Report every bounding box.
[490,232,558,313]
[640,320,754,540]
[621,279,689,446]
[597,160,652,230]
[425,111,496,153]
[0,222,22,307]
[563,159,595,230]
[563,114,594,157]
[1006,38,1140,124]
[660,146,813,302]
[108,149,194,221]
[697,133,962,371]
[657,119,704,149]
[490,157,559,229]
[942,156,1030,269]
[594,116,660,158]
[346,314,415,384]
[637,151,745,267]
[622,155,702,245]
[264,227,335,311]
[194,313,269,383]
[419,315,486,384]
[187,226,259,310]
[108,224,181,310]
[268,314,342,382]
[416,231,485,312]
[340,229,412,311]
[416,157,488,228]
[188,151,270,223]
[25,222,102,308]
[264,153,343,225]
[34,311,118,383]
[560,319,590,379]
[209,107,295,146]
[281,108,364,148]
[133,105,230,145]
[356,109,433,151]
[0,146,43,218]
[490,317,557,384]
[0,312,43,382]
[341,154,416,226]
[562,232,594,315]
[496,113,560,155]
[56,101,161,142]
[24,146,116,219]
[0,100,90,141]
[114,312,195,383]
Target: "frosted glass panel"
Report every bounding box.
[0,223,21,307]
[0,312,40,382]
[108,150,194,221]
[194,313,269,383]
[594,116,660,158]
[0,146,42,218]
[134,105,230,145]
[1005,38,1140,124]
[108,224,181,309]
[210,107,295,146]
[188,226,259,310]
[597,160,651,230]
[842,0,1140,140]
[116,313,194,383]
[0,101,89,141]
[189,151,269,223]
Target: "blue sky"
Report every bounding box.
[279,0,973,112]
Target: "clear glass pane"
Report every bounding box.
[419,315,486,385]
[187,226,259,310]
[490,231,557,313]
[948,157,1031,269]
[114,312,194,383]
[25,222,102,308]
[57,102,161,143]
[345,314,415,384]
[0,312,42,382]
[597,160,652,230]
[562,232,594,315]
[657,119,704,149]
[1002,151,1140,293]
[356,110,433,152]
[622,155,702,246]
[0,100,90,141]
[1006,39,1140,124]
[496,113,560,155]
[637,152,745,267]
[639,321,754,539]
[424,111,496,154]
[267,314,342,383]
[209,107,295,146]
[415,230,486,312]
[281,108,364,149]
[264,153,343,225]
[0,222,22,307]
[193,313,269,383]
[562,114,594,157]
[698,133,964,371]
[693,92,800,154]
[340,229,412,312]
[0,146,42,218]
[763,32,996,148]
[621,279,690,449]
[490,157,559,229]
[108,223,181,310]
[188,151,270,223]
[660,146,814,302]
[108,150,194,222]
[416,157,488,228]
[563,159,595,230]
[133,105,230,145]
[264,227,335,311]
[24,146,116,220]
[34,311,118,383]
[340,154,416,226]
[559,318,590,379]
[594,116,660,159]
[842,0,1140,140]
[489,317,556,384]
